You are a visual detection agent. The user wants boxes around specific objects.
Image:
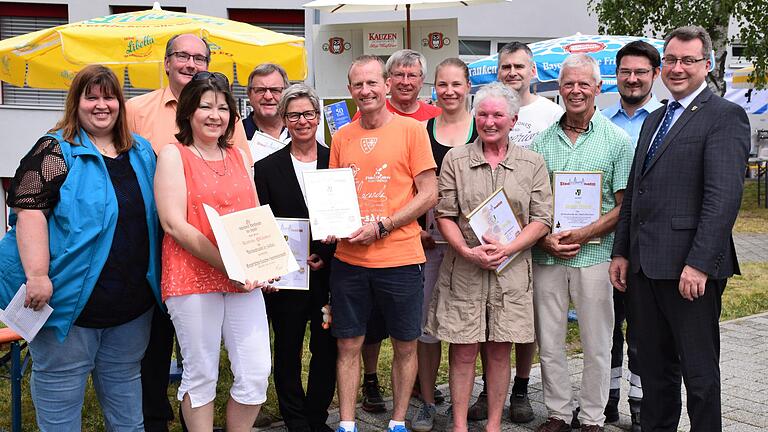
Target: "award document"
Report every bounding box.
[552,171,603,241]
[249,130,288,164]
[466,187,524,274]
[274,218,311,290]
[204,204,299,284]
[303,168,363,240]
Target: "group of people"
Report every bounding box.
[0,23,749,432]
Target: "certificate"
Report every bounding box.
[274,218,311,290]
[249,130,288,163]
[552,171,603,242]
[303,168,363,240]
[204,204,299,284]
[466,187,524,274]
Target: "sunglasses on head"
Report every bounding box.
[192,71,230,87]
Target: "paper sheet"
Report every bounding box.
[0,284,53,342]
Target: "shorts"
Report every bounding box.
[330,257,423,341]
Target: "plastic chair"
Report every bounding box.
[1,328,29,432]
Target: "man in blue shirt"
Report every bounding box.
[603,41,663,147]
[601,40,661,432]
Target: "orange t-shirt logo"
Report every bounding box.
[361,137,378,153]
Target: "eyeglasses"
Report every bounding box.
[249,86,285,96]
[192,71,230,87]
[390,72,423,81]
[168,51,208,66]
[284,110,319,122]
[662,56,707,67]
[617,68,652,78]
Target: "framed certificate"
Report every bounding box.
[552,171,603,243]
[466,187,524,274]
[204,204,300,284]
[274,218,311,290]
[303,168,363,240]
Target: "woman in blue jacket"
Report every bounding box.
[0,64,162,431]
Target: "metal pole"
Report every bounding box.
[406,4,411,49]
[11,341,21,432]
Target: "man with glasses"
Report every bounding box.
[597,40,662,432]
[244,63,291,143]
[531,54,633,432]
[611,26,750,432]
[126,33,250,432]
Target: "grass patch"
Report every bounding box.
[721,262,768,321]
[734,180,768,233]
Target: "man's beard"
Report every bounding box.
[620,88,650,106]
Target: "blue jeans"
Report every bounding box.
[28,308,153,431]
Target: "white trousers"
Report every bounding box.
[533,263,613,426]
[166,291,271,408]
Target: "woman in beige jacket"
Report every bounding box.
[425,82,552,432]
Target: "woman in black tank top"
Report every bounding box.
[412,57,476,431]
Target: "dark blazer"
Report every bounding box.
[612,87,750,280]
[253,142,335,275]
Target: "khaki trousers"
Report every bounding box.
[533,262,613,426]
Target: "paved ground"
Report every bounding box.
[257,235,768,432]
[733,233,768,263]
[258,311,768,432]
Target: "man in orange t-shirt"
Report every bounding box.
[329,55,437,432]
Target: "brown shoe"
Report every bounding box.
[536,417,571,432]
[581,425,604,432]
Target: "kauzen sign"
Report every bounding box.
[363,26,402,55]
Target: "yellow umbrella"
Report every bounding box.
[0,2,307,89]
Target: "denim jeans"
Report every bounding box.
[28,308,153,431]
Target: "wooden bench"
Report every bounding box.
[0,328,27,432]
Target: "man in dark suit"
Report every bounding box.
[254,84,337,432]
[610,26,750,432]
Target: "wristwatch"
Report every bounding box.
[377,221,390,238]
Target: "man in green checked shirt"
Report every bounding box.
[529,54,634,432]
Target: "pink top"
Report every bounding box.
[161,143,257,300]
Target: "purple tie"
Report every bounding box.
[643,101,681,173]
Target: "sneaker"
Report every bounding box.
[411,403,436,432]
[509,393,535,423]
[336,427,357,432]
[628,398,642,432]
[434,387,446,405]
[580,425,603,432]
[467,392,488,421]
[387,425,409,432]
[362,377,386,413]
[571,407,580,429]
[535,417,572,432]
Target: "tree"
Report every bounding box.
[588,0,767,95]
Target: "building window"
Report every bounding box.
[459,39,490,56]
[0,3,68,107]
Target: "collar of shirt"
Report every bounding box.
[161,86,177,108]
[673,81,708,110]
[243,113,290,142]
[467,136,522,170]
[603,95,663,120]
[555,107,603,145]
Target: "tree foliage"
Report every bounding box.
[588,0,767,94]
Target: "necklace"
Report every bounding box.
[191,144,227,176]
